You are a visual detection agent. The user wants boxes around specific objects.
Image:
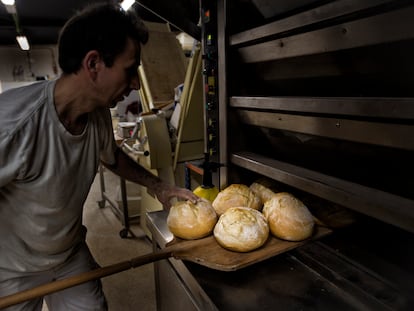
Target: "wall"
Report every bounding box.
[0,45,60,88]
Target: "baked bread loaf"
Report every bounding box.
[213,206,269,252]
[250,182,276,204]
[167,198,217,240]
[262,192,314,241]
[212,184,262,216]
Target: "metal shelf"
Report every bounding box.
[230,96,414,119]
[231,151,414,233]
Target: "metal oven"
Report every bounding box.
[147,0,414,310]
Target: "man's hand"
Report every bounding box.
[150,183,199,210]
[104,149,199,210]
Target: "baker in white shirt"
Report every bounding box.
[0,3,198,310]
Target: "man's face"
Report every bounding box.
[96,38,141,108]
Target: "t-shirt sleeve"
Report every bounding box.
[98,108,117,165]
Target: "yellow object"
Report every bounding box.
[193,185,219,203]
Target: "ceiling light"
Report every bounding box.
[120,0,135,11]
[16,35,30,50]
[1,0,15,5]
[2,0,16,14]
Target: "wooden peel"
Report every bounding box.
[167,225,331,271]
[0,240,194,309]
[0,225,331,309]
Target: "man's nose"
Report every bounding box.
[130,73,141,90]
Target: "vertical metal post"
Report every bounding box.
[120,178,129,233]
[217,0,228,189]
[200,0,228,189]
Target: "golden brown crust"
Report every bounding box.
[213,206,269,252]
[212,184,262,216]
[262,192,314,241]
[249,182,276,205]
[167,198,218,240]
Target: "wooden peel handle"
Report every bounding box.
[0,249,173,309]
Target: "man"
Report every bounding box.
[0,3,198,310]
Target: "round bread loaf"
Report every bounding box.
[167,198,217,240]
[213,206,269,252]
[250,182,276,204]
[212,184,262,216]
[262,192,314,241]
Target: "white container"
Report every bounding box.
[117,122,136,138]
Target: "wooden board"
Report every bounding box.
[168,225,332,271]
[140,22,187,109]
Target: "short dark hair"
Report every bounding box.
[58,2,148,74]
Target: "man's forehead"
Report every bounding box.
[121,38,141,64]
[130,38,142,63]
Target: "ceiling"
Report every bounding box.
[0,0,201,47]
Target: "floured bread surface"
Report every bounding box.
[262,192,314,241]
[250,182,276,205]
[167,198,218,240]
[212,184,262,216]
[214,206,269,252]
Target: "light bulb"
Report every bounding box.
[1,0,15,6]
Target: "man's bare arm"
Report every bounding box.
[102,147,198,209]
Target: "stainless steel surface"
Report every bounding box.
[145,210,173,247]
[237,6,414,63]
[154,258,199,311]
[250,0,319,19]
[231,0,394,46]
[230,96,414,119]
[146,211,218,311]
[236,109,414,150]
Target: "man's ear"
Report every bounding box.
[83,50,101,79]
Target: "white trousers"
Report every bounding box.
[0,243,107,311]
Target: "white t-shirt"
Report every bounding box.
[0,80,116,272]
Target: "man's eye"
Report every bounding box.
[127,67,137,76]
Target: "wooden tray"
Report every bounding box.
[167,225,332,271]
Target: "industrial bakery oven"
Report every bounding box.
[147,0,414,310]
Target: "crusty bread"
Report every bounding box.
[262,192,314,241]
[213,206,269,252]
[167,198,218,240]
[212,184,262,216]
[250,182,276,204]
